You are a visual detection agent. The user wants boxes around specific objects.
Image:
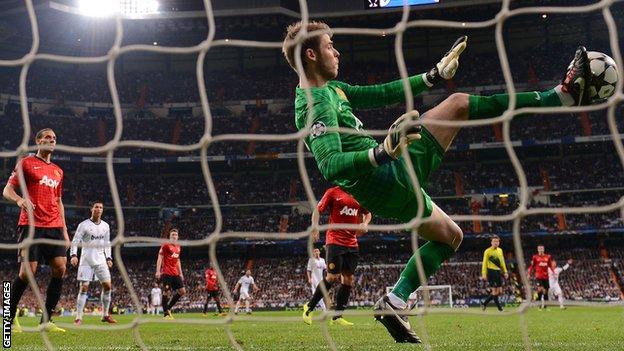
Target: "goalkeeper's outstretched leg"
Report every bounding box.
[375,46,592,343]
[420,46,592,153]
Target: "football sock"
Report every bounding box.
[76,291,88,319]
[317,297,327,311]
[215,298,223,313]
[468,88,562,120]
[391,241,455,302]
[9,277,29,321]
[558,294,564,308]
[162,295,170,313]
[333,284,352,320]
[168,292,181,311]
[494,296,503,311]
[42,277,63,324]
[101,289,112,317]
[483,294,494,306]
[386,292,407,309]
[203,294,209,314]
[308,278,334,313]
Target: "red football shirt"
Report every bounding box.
[159,243,181,276]
[317,186,369,248]
[205,268,218,291]
[529,254,552,280]
[7,155,64,228]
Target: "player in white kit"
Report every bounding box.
[150,282,163,315]
[233,270,259,315]
[70,202,117,325]
[548,259,573,309]
[306,248,327,311]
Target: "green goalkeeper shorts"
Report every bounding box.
[341,127,445,222]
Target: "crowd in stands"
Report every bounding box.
[3,0,609,51]
[0,142,619,208]
[0,189,621,243]
[0,154,621,240]
[0,42,588,104]
[1,106,622,159]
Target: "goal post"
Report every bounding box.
[386,285,453,308]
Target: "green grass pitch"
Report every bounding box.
[9,306,624,350]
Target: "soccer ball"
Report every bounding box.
[587,51,619,100]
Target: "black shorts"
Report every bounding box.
[16,226,66,263]
[161,275,184,290]
[326,244,359,275]
[536,278,550,290]
[206,290,219,299]
[487,269,502,288]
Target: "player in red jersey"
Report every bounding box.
[202,264,225,316]
[155,228,186,319]
[3,128,69,333]
[303,186,371,326]
[527,244,553,309]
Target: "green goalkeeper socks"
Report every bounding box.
[468,88,562,120]
[391,241,456,302]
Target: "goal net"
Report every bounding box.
[0,0,623,350]
[386,285,453,308]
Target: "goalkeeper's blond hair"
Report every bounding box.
[282,21,331,72]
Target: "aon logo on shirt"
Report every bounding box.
[39,175,59,189]
[339,206,358,216]
[171,253,179,258]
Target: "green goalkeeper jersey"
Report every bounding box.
[294,74,445,222]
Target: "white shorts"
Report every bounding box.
[152,298,161,306]
[239,291,250,300]
[77,263,111,283]
[549,284,562,297]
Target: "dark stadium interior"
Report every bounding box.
[0,0,622,314]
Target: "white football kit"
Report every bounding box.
[151,287,162,306]
[238,275,255,300]
[548,263,569,298]
[306,257,327,292]
[306,257,327,310]
[71,219,112,282]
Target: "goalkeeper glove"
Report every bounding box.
[371,112,421,166]
[424,35,468,86]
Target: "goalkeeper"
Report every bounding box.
[283,21,593,343]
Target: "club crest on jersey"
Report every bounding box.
[39,175,59,189]
[339,206,358,216]
[310,121,326,139]
[334,87,348,101]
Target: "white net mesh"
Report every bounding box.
[0,0,623,350]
